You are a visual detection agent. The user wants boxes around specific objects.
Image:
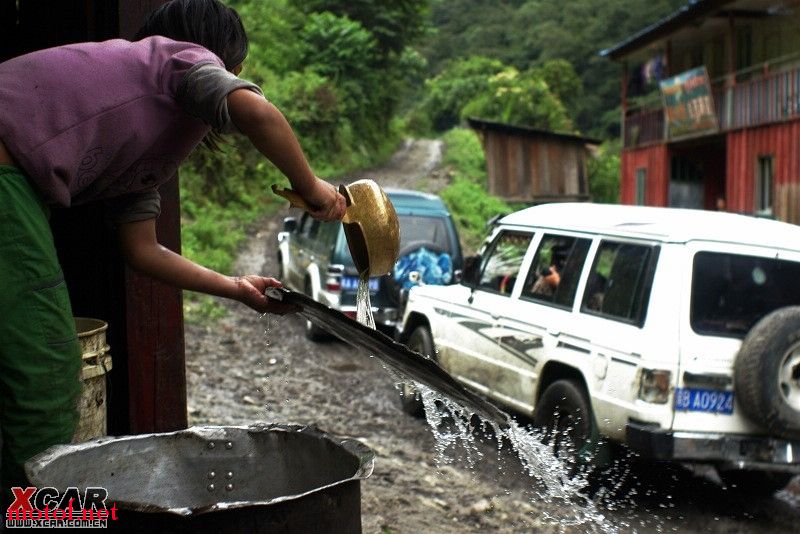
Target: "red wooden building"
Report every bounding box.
[1,0,186,435]
[602,0,800,223]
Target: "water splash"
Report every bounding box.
[352,281,615,532]
[417,381,614,531]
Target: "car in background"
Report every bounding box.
[277,188,463,340]
[398,202,800,494]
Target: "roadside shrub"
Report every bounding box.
[441,128,487,186]
[438,128,512,252]
[588,141,621,204]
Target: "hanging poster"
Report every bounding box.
[659,66,718,138]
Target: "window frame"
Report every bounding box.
[579,239,661,327]
[474,230,535,297]
[519,232,593,311]
[755,154,774,215]
[635,168,647,206]
[689,249,800,339]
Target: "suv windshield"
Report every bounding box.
[397,214,452,252]
[334,214,454,264]
[691,251,800,337]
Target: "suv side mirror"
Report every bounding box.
[461,254,481,287]
[282,217,298,233]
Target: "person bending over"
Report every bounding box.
[0,0,346,504]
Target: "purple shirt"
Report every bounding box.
[0,37,223,214]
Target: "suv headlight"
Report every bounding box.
[638,369,671,404]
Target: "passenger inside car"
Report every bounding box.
[529,246,568,298]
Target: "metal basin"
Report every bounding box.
[25,423,374,533]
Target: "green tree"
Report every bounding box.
[588,141,621,203]
[420,56,506,131]
[420,0,686,137]
[461,67,573,132]
[293,0,430,142]
[531,59,582,115]
[294,0,429,57]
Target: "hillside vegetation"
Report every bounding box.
[181,0,679,315]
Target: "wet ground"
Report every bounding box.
[185,139,800,533]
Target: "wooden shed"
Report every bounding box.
[1,0,187,435]
[467,117,599,204]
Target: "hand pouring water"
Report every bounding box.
[271,179,400,276]
[270,180,509,428]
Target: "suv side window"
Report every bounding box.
[521,234,591,308]
[296,212,320,239]
[581,240,658,325]
[477,231,532,295]
[314,221,339,253]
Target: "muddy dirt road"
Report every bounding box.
[186,139,800,533]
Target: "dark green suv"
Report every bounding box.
[276,188,463,340]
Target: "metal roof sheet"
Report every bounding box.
[599,0,734,60]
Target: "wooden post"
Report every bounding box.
[118,0,188,433]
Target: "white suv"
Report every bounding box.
[398,203,800,493]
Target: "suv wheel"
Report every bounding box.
[717,469,793,496]
[303,280,328,342]
[533,379,601,472]
[399,326,434,417]
[734,306,800,440]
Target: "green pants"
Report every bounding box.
[0,166,81,504]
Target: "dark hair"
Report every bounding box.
[135,0,248,70]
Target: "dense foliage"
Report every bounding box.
[420,0,685,138]
[178,0,678,316]
[414,56,576,134]
[180,0,428,318]
[437,129,513,252]
[587,141,622,204]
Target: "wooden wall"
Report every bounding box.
[481,130,590,203]
[727,122,800,223]
[621,144,670,206]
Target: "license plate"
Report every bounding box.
[674,388,734,415]
[341,276,379,293]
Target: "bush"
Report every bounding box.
[438,128,512,252]
[588,141,621,204]
[460,67,573,132]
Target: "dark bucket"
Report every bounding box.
[25,423,374,533]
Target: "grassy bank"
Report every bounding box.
[437,128,512,254]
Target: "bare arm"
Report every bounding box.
[118,218,297,314]
[227,88,345,221]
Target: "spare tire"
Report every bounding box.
[734,306,800,440]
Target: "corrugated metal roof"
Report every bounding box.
[599,0,735,60]
[467,118,601,145]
